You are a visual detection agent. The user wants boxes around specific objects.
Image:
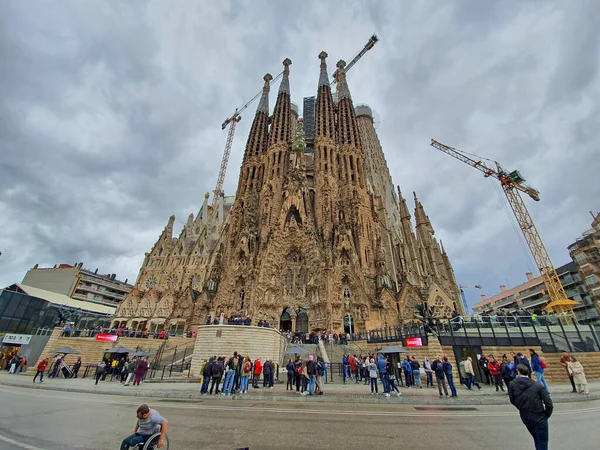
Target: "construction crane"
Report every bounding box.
[458,284,483,313]
[211,35,380,209]
[430,139,577,320]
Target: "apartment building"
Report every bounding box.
[21,262,133,307]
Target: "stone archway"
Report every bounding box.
[280,307,293,332]
[296,308,309,334]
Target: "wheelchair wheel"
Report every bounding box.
[142,432,169,450]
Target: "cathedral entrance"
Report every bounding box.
[296,308,308,334]
[280,308,293,332]
[344,313,354,335]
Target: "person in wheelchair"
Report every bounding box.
[121,404,168,449]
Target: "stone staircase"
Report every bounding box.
[27,327,191,374]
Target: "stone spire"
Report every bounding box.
[414,192,433,234]
[256,73,272,114]
[318,51,330,87]
[335,59,361,147]
[244,73,272,159]
[268,58,292,146]
[278,58,291,94]
[315,51,335,141]
[335,60,352,101]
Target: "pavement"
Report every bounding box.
[1,371,598,405]
[0,382,599,449]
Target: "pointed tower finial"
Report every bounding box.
[413,191,418,202]
[256,73,272,114]
[279,58,292,94]
[335,60,351,101]
[318,51,329,87]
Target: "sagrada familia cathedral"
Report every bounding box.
[113,53,462,335]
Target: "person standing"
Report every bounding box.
[252,358,262,389]
[567,356,589,395]
[500,356,515,390]
[442,356,457,397]
[33,358,48,383]
[124,358,138,386]
[209,357,224,395]
[401,356,412,388]
[488,356,505,392]
[423,357,434,388]
[239,356,251,394]
[368,358,378,394]
[95,360,106,385]
[303,355,317,396]
[478,355,492,385]
[509,364,553,450]
[432,357,448,398]
[316,357,326,395]
[387,358,402,396]
[377,354,390,397]
[286,359,295,391]
[294,357,303,392]
[19,355,27,373]
[410,356,422,388]
[133,358,148,387]
[48,356,62,378]
[72,357,82,379]
[463,357,481,390]
[200,357,215,394]
[223,352,239,395]
[529,349,549,393]
[560,351,577,393]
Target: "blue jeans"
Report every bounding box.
[309,375,316,394]
[380,373,390,393]
[223,371,236,394]
[240,375,249,391]
[120,433,149,450]
[33,370,44,382]
[521,416,549,450]
[201,375,211,393]
[535,371,549,392]
[446,373,457,396]
[413,370,422,387]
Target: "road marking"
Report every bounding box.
[0,433,45,450]
[1,384,599,418]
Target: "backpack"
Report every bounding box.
[243,361,251,373]
[540,358,547,369]
[233,356,239,368]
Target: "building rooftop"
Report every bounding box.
[10,283,116,315]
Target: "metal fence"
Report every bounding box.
[435,315,600,352]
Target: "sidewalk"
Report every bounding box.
[1,372,598,405]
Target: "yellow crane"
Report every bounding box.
[211,35,379,210]
[430,139,579,321]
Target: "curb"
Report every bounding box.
[0,379,597,406]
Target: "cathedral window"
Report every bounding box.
[178,248,183,255]
[158,248,163,257]
[199,246,204,255]
[239,289,245,310]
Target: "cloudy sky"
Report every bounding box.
[1,1,598,308]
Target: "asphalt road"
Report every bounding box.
[0,385,598,450]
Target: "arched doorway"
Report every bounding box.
[296,308,308,334]
[280,308,293,332]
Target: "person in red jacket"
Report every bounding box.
[488,355,505,392]
[252,358,262,389]
[33,358,49,383]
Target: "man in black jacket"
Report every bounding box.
[508,364,553,450]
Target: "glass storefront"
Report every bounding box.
[0,289,111,334]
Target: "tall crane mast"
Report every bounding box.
[430,139,576,319]
[211,35,379,209]
[458,284,482,313]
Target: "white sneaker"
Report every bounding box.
[385,393,391,397]
[396,392,402,396]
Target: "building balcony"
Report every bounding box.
[493,296,518,309]
[79,274,132,293]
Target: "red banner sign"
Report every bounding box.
[405,337,423,347]
[96,334,118,342]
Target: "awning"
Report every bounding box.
[11,284,116,315]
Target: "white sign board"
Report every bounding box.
[2,334,32,345]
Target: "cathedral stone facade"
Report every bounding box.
[113,53,462,335]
